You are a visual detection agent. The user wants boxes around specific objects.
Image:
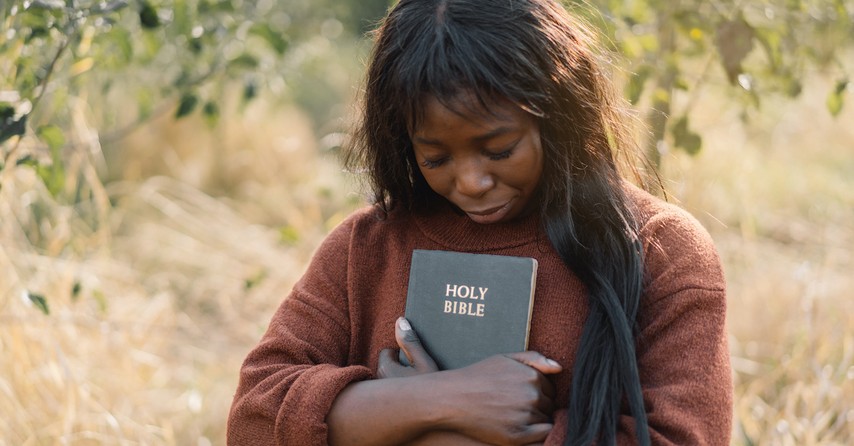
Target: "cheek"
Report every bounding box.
[506,151,543,192]
[417,166,452,195]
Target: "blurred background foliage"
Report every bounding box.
[0,0,852,444]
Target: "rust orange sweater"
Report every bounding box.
[228,185,732,445]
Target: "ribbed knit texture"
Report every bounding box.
[227,185,732,445]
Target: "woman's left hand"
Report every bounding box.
[377,317,439,378]
[376,319,492,445]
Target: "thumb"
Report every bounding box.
[504,351,563,375]
[395,317,438,372]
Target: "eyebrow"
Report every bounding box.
[412,126,516,146]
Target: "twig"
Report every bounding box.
[3,25,77,168]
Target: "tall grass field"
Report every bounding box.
[1,73,851,445]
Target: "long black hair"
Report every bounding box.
[346,0,651,444]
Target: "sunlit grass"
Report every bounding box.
[663,74,854,445]
[1,75,851,444]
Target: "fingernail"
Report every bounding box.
[546,358,560,367]
[398,318,411,331]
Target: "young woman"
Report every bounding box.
[227,0,733,444]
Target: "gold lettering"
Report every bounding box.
[478,287,488,300]
[446,284,458,297]
[466,302,477,316]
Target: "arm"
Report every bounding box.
[228,218,373,445]
[616,209,733,445]
[229,217,561,446]
[337,318,560,446]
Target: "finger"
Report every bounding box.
[536,371,557,400]
[395,317,438,372]
[504,351,562,375]
[525,407,552,425]
[511,422,553,445]
[377,348,405,379]
[534,392,556,419]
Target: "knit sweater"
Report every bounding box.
[227,185,732,445]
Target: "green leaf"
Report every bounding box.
[137,89,154,120]
[139,1,160,29]
[140,27,163,58]
[72,282,82,300]
[827,79,848,117]
[243,79,257,102]
[672,116,702,155]
[36,124,65,151]
[189,36,203,54]
[228,53,259,70]
[33,125,66,197]
[27,291,50,315]
[109,27,134,63]
[625,67,650,105]
[93,289,108,313]
[199,0,235,14]
[244,270,267,290]
[0,113,27,145]
[29,0,65,10]
[250,23,289,55]
[278,225,300,245]
[202,101,219,126]
[16,154,39,167]
[755,28,783,70]
[783,76,803,98]
[674,77,690,91]
[0,103,14,121]
[175,93,199,119]
[173,0,191,35]
[715,16,755,84]
[21,7,58,41]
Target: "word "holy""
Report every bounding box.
[443,284,488,317]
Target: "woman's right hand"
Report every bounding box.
[380,318,563,445]
[433,352,561,445]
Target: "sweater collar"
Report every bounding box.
[411,201,542,252]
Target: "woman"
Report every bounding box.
[228,0,733,444]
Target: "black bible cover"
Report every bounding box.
[401,249,538,370]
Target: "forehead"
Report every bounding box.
[412,92,532,135]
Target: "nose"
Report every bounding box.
[454,160,494,198]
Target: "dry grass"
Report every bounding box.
[0,99,359,445]
[662,74,854,445]
[1,76,852,445]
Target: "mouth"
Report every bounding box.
[464,200,514,224]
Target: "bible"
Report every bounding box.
[401,249,538,370]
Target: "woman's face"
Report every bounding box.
[410,93,544,224]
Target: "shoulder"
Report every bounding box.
[314,204,419,263]
[623,182,726,296]
[326,204,415,242]
[297,205,412,293]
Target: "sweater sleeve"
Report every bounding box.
[615,207,733,445]
[227,216,373,446]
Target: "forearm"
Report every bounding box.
[327,375,445,446]
[406,431,492,446]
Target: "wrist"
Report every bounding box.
[417,370,463,432]
[328,375,444,445]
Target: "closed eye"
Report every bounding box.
[487,149,513,161]
[485,139,520,161]
[420,157,448,169]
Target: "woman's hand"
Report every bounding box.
[436,352,561,445]
[378,317,439,379]
[377,317,562,445]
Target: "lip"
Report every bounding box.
[464,200,514,224]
